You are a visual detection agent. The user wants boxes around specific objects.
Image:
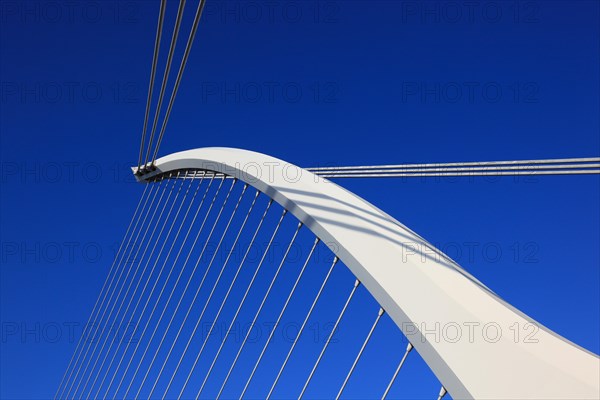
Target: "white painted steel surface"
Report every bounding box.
[134,147,599,400]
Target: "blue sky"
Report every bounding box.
[1,1,599,399]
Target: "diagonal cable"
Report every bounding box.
[266,256,339,399]
[162,189,259,398]
[152,176,248,395]
[54,183,150,399]
[336,308,385,399]
[107,172,195,398]
[101,174,212,398]
[137,0,167,170]
[59,182,157,399]
[63,177,169,399]
[164,198,275,400]
[108,174,218,398]
[214,221,303,400]
[381,342,413,400]
[87,173,204,399]
[133,175,237,398]
[149,187,260,399]
[151,0,207,165]
[185,200,287,400]
[298,279,361,399]
[73,175,186,398]
[119,175,226,399]
[144,0,187,167]
[81,175,178,398]
[239,238,320,399]
[108,175,220,398]
[142,181,248,398]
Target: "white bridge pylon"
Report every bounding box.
[135,147,599,400]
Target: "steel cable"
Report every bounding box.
[266,257,339,399]
[144,0,187,168]
[214,221,303,400]
[121,175,225,399]
[298,279,361,399]
[143,181,248,398]
[64,177,169,399]
[55,183,151,399]
[88,173,203,399]
[82,176,180,398]
[110,173,200,398]
[137,0,167,170]
[150,0,207,165]
[239,238,321,399]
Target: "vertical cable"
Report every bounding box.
[143,181,246,399]
[336,308,385,400]
[239,238,320,399]
[266,257,339,399]
[137,0,166,170]
[88,173,203,399]
[122,176,228,399]
[165,200,276,400]
[108,175,220,399]
[64,176,170,399]
[54,184,150,399]
[381,342,413,400]
[74,175,187,398]
[214,221,303,400]
[298,279,361,399]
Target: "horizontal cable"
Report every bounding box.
[317,169,600,178]
[160,168,600,181]
[314,163,600,175]
[307,157,600,171]
[138,158,600,183]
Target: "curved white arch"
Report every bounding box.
[135,147,599,399]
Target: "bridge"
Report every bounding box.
[54,1,600,399]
